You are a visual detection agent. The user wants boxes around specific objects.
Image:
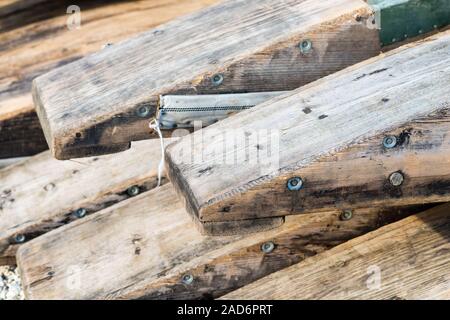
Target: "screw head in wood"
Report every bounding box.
[211,73,224,86]
[127,185,140,197]
[389,172,404,187]
[383,136,398,149]
[102,43,113,49]
[299,39,312,54]
[14,234,26,244]
[181,274,194,285]
[287,177,303,191]
[136,105,151,118]
[75,208,87,218]
[261,241,275,254]
[340,210,353,221]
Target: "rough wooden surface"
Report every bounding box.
[16,182,429,300]
[0,139,171,263]
[0,0,217,158]
[166,31,450,223]
[0,157,27,169]
[223,202,450,300]
[32,0,382,159]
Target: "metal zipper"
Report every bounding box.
[158,91,287,129]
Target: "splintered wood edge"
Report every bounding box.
[32,81,53,153]
[197,217,285,236]
[161,158,286,236]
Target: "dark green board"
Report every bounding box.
[368,0,450,46]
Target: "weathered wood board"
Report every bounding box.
[0,135,281,264]
[33,0,385,159]
[29,0,450,160]
[223,202,450,300]
[0,157,27,169]
[165,31,450,224]
[0,0,217,158]
[16,182,430,300]
[0,139,171,264]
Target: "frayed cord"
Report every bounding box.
[149,118,165,187]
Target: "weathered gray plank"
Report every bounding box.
[0,0,217,158]
[223,202,450,300]
[0,157,27,169]
[165,30,450,224]
[16,182,428,300]
[0,139,170,262]
[33,0,381,159]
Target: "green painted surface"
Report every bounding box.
[368,0,450,46]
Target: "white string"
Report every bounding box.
[149,118,165,187]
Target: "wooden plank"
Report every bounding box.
[222,202,450,300]
[165,31,450,224]
[0,0,48,26]
[0,139,171,262]
[16,182,430,300]
[33,0,383,159]
[0,136,281,262]
[0,0,218,158]
[0,157,27,169]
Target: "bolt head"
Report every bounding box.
[127,185,140,197]
[181,274,194,285]
[102,43,113,49]
[136,105,150,118]
[261,241,275,254]
[211,74,224,86]
[299,39,312,54]
[14,234,26,244]
[383,136,397,149]
[44,183,56,192]
[389,172,404,187]
[287,177,303,191]
[75,208,87,218]
[340,210,353,221]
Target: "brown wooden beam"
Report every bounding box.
[33,0,382,159]
[16,183,430,299]
[223,202,450,300]
[0,0,218,158]
[165,31,450,224]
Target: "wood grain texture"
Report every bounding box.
[16,182,430,300]
[0,156,27,169]
[0,0,218,158]
[223,202,450,300]
[0,139,172,262]
[166,31,450,223]
[180,108,450,224]
[32,0,382,159]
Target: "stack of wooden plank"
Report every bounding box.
[1,0,450,300]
